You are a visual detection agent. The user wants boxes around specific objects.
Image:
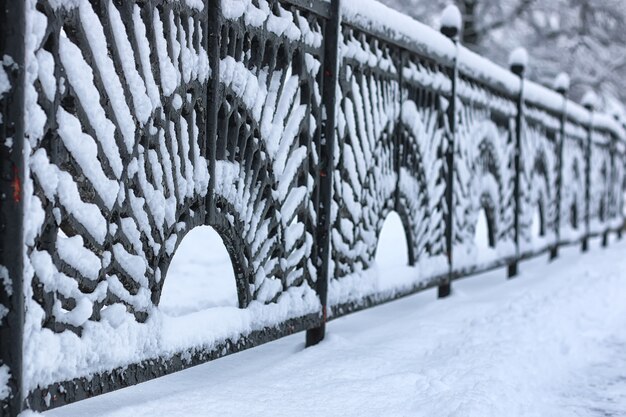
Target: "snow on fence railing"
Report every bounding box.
[0,0,625,415]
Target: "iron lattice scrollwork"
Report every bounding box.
[213,0,326,306]
[589,130,612,230]
[453,74,517,271]
[27,0,212,335]
[330,23,404,297]
[0,0,625,416]
[519,103,559,254]
[561,120,587,238]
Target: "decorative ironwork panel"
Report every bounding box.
[214,0,326,306]
[328,22,403,311]
[22,0,213,391]
[561,120,586,241]
[1,0,626,415]
[452,75,516,271]
[396,52,451,280]
[589,130,612,234]
[18,0,327,410]
[519,104,559,254]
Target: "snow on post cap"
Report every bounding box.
[553,72,570,95]
[440,5,462,39]
[582,91,598,111]
[508,47,528,76]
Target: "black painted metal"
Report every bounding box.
[306,0,341,348]
[508,63,524,278]
[582,107,594,252]
[206,0,221,225]
[439,22,458,299]
[1,1,625,416]
[551,85,568,260]
[602,132,614,248]
[0,1,25,416]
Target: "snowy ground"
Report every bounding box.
[38,227,626,417]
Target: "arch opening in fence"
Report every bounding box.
[531,203,545,239]
[475,208,495,250]
[375,211,411,270]
[571,202,579,229]
[159,226,239,317]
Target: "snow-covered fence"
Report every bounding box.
[0,0,624,415]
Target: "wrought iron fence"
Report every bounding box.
[1,0,624,415]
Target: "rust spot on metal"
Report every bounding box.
[12,164,20,203]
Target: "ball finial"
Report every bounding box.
[508,47,528,76]
[582,91,598,111]
[440,5,462,40]
[553,72,570,95]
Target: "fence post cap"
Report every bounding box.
[553,72,570,95]
[582,91,598,111]
[440,4,461,40]
[508,47,527,76]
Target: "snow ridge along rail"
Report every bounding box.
[0,0,624,415]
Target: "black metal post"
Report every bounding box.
[616,123,626,240]
[306,0,341,347]
[602,133,614,248]
[205,0,221,224]
[437,10,461,298]
[508,60,525,278]
[438,13,460,299]
[550,79,568,260]
[394,51,405,225]
[0,0,25,415]
[610,127,621,241]
[582,100,594,252]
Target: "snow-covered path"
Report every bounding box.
[43,238,626,417]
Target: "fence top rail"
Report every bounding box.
[282,0,333,17]
[339,0,626,142]
[524,80,586,122]
[522,79,626,143]
[457,46,520,100]
[38,0,625,142]
[593,113,626,140]
[340,0,456,67]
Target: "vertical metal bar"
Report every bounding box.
[393,51,404,217]
[0,0,25,415]
[611,134,621,240]
[551,91,567,260]
[602,141,612,247]
[615,148,626,240]
[439,26,459,299]
[205,0,221,224]
[508,69,524,278]
[306,0,341,347]
[582,111,593,252]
